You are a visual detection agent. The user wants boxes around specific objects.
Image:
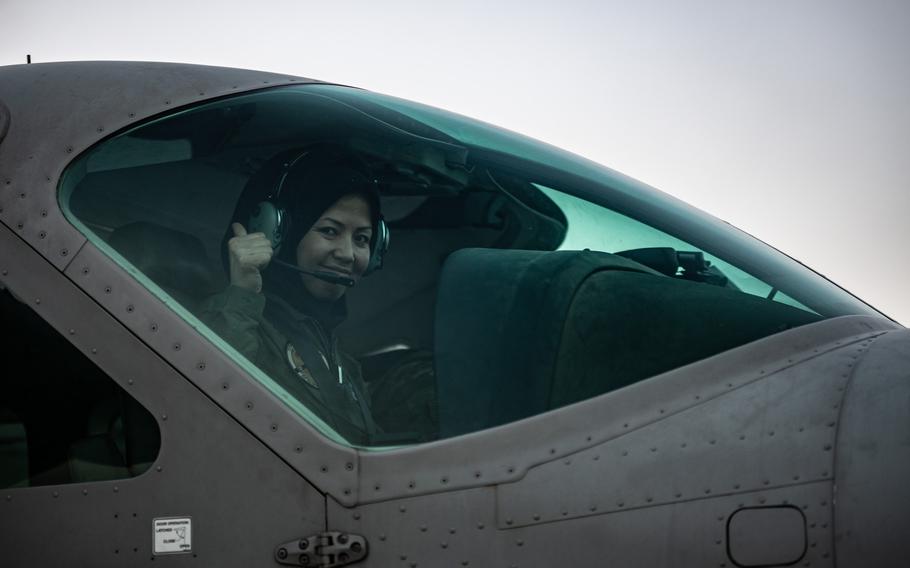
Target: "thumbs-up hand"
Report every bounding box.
[227,222,274,293]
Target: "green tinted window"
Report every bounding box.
[60,84,877,447]
[0,288,160,488]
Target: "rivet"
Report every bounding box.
[715,540,721,545]
[82,489,88,496]
[150,323,158,332]
[113,486,119,492]
[38,231,46,239]
[97,127,104,132]
[709,440,716,445]
[617,501,625,508]
[650,447,657,452]
[659,408,665,414]
[408,481,415,488]
[564,459,571,465]
[586,436,592,442]
[505,518,513,525]
[441,542,448,549]
[34,298,40,304]
[319,464,327,470]
[823,444,832,451]
[343,489,351,495]
[156,466,162,472]
[759,498,766,504]
[161,414,168,421]
[399,506,406,513]
[66,146,73,153]
[768,431,775,437]
[245,402,253,410]
[221,382,229,390]
[104,286,112,294]
[164,100,171,105]
[129,112,136,118]
[91,348,97,354]
[126,304,134,313]
[16,222,23,229]
[589,505,597,512]
[739,435,745,440]
[646,497,653,503]
[441,477,448,484]
[68,329,75,335]
[681,443,687,448]
[507,466,515,473]
[297,446,305,454]
[705,489,711,494]
[270,424,278,432]
[196,361,205,370]
[549,448,556,454]
[675,492,682,498]
[378,534,386,541]
[794,475,800,481]
[18,192,25,199]
[516,540,524,547]
[374,484,381,491]
[477,523,484,530]
[53,491,59,498]
[623,423,629,428]
[345,462,354,471]
[353,513,361,520]
[419,526,427,532]
[173,342,181,351]
[449,528,456,535]
[593,455,600,460]
[763,480,770,485]
[474,471,481,478]
[533,514,540,521]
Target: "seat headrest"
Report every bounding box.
[108,222,215,307]
[433,248,655,438]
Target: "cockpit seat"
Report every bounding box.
[434,248,660,438]
[433,247,823,438]
[108,221,216,310]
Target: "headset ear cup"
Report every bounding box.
[365,218,390,275]
[248,201,285,251]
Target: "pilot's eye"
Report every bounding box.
[354,233,371,247]
[316,226,338,237]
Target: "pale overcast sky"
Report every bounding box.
[2,0,908,324]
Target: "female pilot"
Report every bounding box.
[201,147,385,444]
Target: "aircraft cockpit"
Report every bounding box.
[57,83,876,448]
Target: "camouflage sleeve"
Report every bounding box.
[198,285,267,361]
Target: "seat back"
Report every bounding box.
[108,221,216,310]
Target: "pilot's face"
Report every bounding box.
[295,194,373,301]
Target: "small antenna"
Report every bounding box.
[26,54,31,64]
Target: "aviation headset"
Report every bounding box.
[247,149,390,276]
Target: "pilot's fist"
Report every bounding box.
[227,222,274,293]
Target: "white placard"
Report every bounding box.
[153,517,192,554]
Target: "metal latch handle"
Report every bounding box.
[275,531,367,567]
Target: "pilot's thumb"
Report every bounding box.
[231,222,248,238]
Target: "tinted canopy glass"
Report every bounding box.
[60,84,879,447]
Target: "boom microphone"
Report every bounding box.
[273,258,356,287]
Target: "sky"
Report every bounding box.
[2,0,908,324]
